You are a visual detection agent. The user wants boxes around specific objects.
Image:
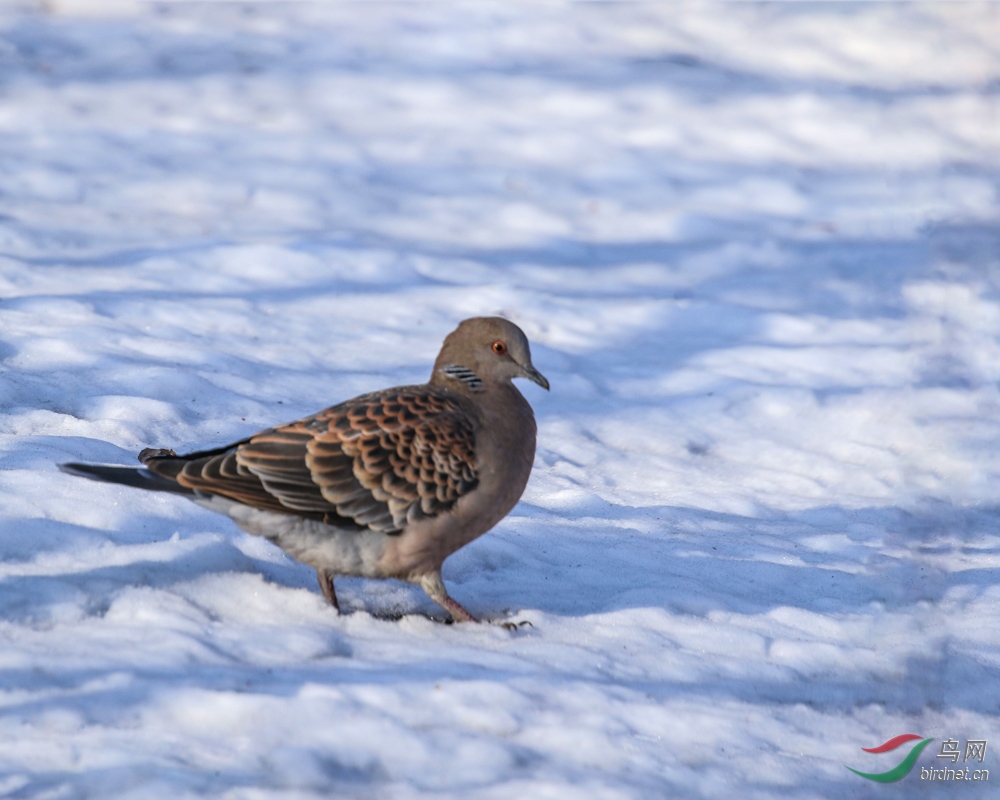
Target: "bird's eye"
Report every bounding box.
[491,340,507,355]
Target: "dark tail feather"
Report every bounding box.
[59,462,195,496]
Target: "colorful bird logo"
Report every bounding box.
[846,734,935,782]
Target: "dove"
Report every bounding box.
[60,317,548,623]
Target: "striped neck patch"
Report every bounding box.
[442,365,483,391]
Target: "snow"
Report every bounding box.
[1,1,999,797]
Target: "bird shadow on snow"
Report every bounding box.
[0,512,318,624]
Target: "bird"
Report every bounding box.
[59,317,549,623]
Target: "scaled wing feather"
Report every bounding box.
[151,389,480,535]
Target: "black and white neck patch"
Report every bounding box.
[441,364,484,391]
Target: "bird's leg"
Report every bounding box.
[317,568,340,610]
[419,571,478,623]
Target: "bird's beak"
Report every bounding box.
[522,364,550,391]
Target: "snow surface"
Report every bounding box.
[1,2,999,798]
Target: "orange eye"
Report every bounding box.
[491,340,507,355]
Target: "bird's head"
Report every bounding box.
[433,317,549,393]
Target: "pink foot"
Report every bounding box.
[317,569,340,611]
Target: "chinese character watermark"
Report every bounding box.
[937,739,960,764]
[965,741,987,764]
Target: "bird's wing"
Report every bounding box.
[149,390,480,534]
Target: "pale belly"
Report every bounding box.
[194,495,389,579]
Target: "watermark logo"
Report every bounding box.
[846,735,989,783]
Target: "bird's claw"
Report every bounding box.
[498,620,533,631]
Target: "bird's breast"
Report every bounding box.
[378,382,538,579]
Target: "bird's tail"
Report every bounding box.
[58,462,195,495]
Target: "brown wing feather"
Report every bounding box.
[146,389,480,535]
[171,450,291,514]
